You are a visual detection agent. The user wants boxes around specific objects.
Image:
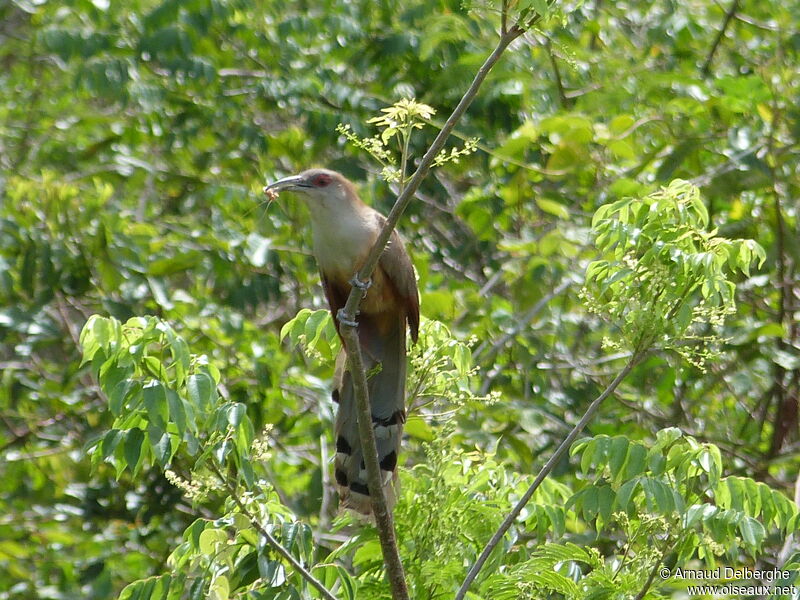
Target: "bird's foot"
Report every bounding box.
[337,309,359,329]
[349,276,372,291]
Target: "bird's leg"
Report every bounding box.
[336,308,359,329]
[349,275,372,293]
[336,308,381,364]
[337,278,371,329]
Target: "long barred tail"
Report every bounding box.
[332,312,407,514]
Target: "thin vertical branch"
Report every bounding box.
[339,325,410,598]
[315,434,335,556]
[762,65,797,456]
[588,0,603,51]
[545,37,569,108]
[768,178,792,456]
[455,351,644,600]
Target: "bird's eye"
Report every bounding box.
[312,173,332,187]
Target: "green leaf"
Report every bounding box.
[305,309,332,350]
[226,403,246,428]
[580,438,598,473]
[739,517,765,549]
[405,416,435,441]
[187,372,215,412]
[236,417,255,459]
[124,428,145,476]
[280,308,312,343]
[199,528,228,556]
[536,197,569,219]
[166,389,187,436]
[596,484,615,527]
[353,539,382,567]
[579,486,599,522]
[608,436,629,480]
[452,344,471,376]
[642,478,674,514]
[110,378,138,416]
[609,115,635,135]
[148,251,203,276]
[546,143,582,172]
[143,382,169,430]
[100,429,124,460]
[149,427,172,467]
[623,444,647,479]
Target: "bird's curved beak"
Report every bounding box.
[263,174,310,195]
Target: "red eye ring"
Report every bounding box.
[312,173,333,187]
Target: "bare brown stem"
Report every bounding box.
[701,0,740,77]
[633,537,674,600]
[546,37,569,108]
[208,462,338,600]
[333,22,527,600]
[339,325,410,598]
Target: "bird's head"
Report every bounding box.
[263,168,356,209]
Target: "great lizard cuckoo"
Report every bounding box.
[264,169,420,514]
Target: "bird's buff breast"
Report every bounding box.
[311,211,399,315]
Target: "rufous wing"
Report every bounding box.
[377,220,419,343]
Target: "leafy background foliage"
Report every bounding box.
[1,0,799,598]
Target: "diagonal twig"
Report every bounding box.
[335,16,529,600]
[208,461,339,600]
[455,350,645,600]
[701,0,740,77]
